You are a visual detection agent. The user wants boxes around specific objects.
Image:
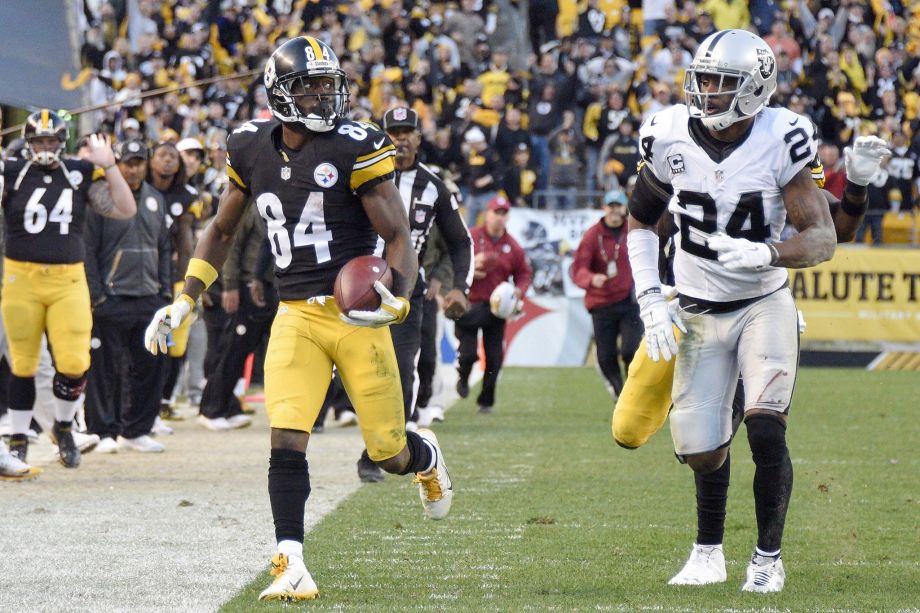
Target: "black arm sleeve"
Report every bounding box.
[433,191,473,293]
[627,164,673,226]
[157,214,173,299]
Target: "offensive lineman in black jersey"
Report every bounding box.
[1,110,136,471]
[144,36,453,602]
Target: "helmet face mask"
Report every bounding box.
[22,109,68,166]
[265,37,349,133]
[683,30,777,131]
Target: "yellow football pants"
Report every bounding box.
[264,298,406,461]
[1,258,92,377]
[611,329,681,449]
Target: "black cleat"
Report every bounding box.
[52,421,81,468]
[357,453,385,483]
[8,434,29,463]
[456,379,469,399]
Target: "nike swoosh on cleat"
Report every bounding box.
[374,137,386,148]
[650,116,658,126]
[291,576,303,590]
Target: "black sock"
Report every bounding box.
[268,448,310,543]
[695,452,730,546]
[398,430,434,475]
[747,415,793,553]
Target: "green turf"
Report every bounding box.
[222,367,920,611]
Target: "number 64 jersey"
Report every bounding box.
[225,118,396,300]
[639,104,817,303]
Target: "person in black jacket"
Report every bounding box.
[84,140,172,454]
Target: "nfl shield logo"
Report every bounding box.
[281,167,291,181]
[394,108,408,121]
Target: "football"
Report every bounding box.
[334,255,393,313]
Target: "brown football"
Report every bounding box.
[334,255,393,313]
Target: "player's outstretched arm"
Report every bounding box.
[361,180,418,298]
[775,166,837,268]
[84,134,136,219]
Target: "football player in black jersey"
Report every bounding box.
[1,110,136,470]
[144,36,454,602]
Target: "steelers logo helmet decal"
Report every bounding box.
[314,163,338,188]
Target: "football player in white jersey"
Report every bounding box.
[626,30,838,593]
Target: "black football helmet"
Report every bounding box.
[264,36,349,132]
[22,109,68,166]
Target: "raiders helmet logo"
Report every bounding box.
[757,50,775,79]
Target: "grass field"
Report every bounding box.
[223,367,919,611]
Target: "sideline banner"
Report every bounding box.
[791,247,920,342]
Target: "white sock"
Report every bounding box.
[54,396,81,423]
[278,540,303,560]
[755,547,780,560]
[9,409,34,435]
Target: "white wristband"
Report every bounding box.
[627,228,663,296]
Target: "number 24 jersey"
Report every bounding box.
[639,104,817,303]
[226,118,396,300]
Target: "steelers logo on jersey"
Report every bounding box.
[145,196,159,211]
[170,202,184,217]
[314,163,338,188]
[68,170,84,186]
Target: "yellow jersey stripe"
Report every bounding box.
[353,148,395,170]
[41,109,49,130]
[226,162,246,190]
[350,156,395,191]
[355,143,395,164]
[306,36,323,60]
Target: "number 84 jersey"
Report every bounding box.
[226,118,396,300]
[639,104,816,303]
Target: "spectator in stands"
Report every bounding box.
[461,127,501,224]
[547,112,584,210]
[84,140,171,454]
[571,190,641,398]
[502,142,537,208]
[820,142,847,199]
[597,116,641,192]
[528,80,566,191]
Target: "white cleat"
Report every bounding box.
[258,553,319,602]
[416,406,445,428]
[668,544,727,585]
[118,435,164,453]
[742,555,785,593]
[73,431,101,453]
[151,417,174,436]
[335,410,358,427]
[95,437,119,454]
[413,428,453,520]
[226,414,253,429]
[197,415,231,431]
[0,443,42,481]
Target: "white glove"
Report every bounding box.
[340,280,410,328]
[638,290,686,362]
[706,233,774,271]
[144,295,193,354]
[844,135,891,186]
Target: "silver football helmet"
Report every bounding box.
[683,30,777,131]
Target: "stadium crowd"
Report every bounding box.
[1,0,919,469]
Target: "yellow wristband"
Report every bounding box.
[185,257,219,290]
[177,294,196,309]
